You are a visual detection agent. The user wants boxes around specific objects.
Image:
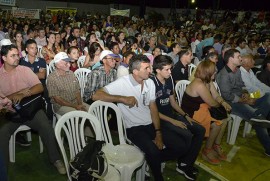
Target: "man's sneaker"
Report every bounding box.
[191,166,199,175]
[176,163,198,175]
[16,133,31,147]
[176,165,196,180]
[54,160,67,175]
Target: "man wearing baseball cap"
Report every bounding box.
[47,52,88,115]
[84,50,119,104]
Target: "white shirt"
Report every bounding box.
[240,66,270,97]
[117,65,129,79]
[104,74,156,128]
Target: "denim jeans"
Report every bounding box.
[230,93,270,121]
[229,93,270,153]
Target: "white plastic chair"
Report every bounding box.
[74,68,91,98]
[213,81,252,145]
[54,111,120,181]
[77,55,86,68]
[188,63,196,77]
[37,45,43,58]
[88,101,145,181]
[175,80,190,106]
[143,53,152,57]
[190,42,196,54]
[9,125,43,162]
[47,59,56,76]
[193,56,200,66]
[52,104,61,128]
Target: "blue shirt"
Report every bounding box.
[19,55,46,85]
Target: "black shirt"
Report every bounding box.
[151,75,174,118]
[171,60,188,84]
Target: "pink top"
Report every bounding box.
[0,65,41,96]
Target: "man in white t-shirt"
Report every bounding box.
[93,54,183,181]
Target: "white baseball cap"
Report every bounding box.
[0,39,12,47]
[100,50,119,61]
[54,52,72,63]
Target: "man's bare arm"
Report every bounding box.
[92,88,138,107]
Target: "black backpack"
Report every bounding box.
[70,139,108,181]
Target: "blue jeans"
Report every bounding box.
[230,93,270,153]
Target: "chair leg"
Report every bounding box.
[227,118,232,143]
[39,137,43,153]
[9,134,16,163]
[228,115,242,145]
[26,130,32,142]
[136,161,146,181]
[243,122,252,138]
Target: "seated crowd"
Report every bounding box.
[0,8,270,181]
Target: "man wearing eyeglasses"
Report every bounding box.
[83,50,119,104]
[0,45,66,175]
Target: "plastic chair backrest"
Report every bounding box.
[213,81,221,96]
[188,63,196,77]
[143,53,152,57]
[74,68,91,97]
[37,45,43,58]
[88,100,126,145]
[193,56,200,66]
[77,55,86,68]
[175,80,190,106]
[47,60,56,76]
[54,111,102,180]
[191,42,196,53]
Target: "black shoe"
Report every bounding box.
[191,166,199,175]
[176,163,198,175]
[176,165,197,180]
[16,133,31,147]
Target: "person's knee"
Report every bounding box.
[193,124,206,136]
[211,122,222,130]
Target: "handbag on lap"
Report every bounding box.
[209,106,228,120]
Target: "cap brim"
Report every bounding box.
[62,57,72,62]
[108,54,119,58]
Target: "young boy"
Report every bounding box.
[151,55,205,180]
